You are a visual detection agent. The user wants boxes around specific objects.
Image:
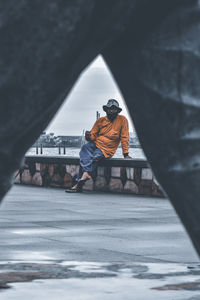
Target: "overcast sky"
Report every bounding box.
[46,55,134,136]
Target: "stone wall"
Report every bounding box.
[14,156,164,197]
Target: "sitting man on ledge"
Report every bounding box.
[66,99,132,193]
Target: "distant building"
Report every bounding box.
[32,132,140,148]
[33,132,61,147]
[58,136,83,147]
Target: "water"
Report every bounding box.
[26,147,146,160]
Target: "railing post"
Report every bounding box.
[63,141,66,155]
[40,144,43,154]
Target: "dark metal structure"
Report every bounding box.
[0,0,200,255]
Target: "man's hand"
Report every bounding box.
[85,130,91,141]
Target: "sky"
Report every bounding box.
[46,55,134,136]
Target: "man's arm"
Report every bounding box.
[85,119,100,141]
[120,117,132,158]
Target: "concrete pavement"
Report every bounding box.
[0,185,199,299]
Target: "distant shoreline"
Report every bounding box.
[31,145,141,149]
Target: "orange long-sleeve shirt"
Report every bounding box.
[90,114,129,158]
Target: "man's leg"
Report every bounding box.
[66,142,96,192]
[78,146,105,186]
[76,165,84,183]
[66,142,104,193]
[77,144,104,182]
[76,141,97,181]
[89,148,105,179]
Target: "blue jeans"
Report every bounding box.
[76,142,105,181]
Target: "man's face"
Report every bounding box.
[106,106,118,114]
[106,106,118,122]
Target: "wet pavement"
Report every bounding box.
[0,185,199,299]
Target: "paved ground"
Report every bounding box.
[0,185,199,299]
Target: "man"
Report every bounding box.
[66,99,132,193]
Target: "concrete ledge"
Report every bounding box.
[14,155,164,197]
[25,155,148,168]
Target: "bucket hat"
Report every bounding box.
[103,99,122,112]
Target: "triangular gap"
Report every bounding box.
[44,55,145,159]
